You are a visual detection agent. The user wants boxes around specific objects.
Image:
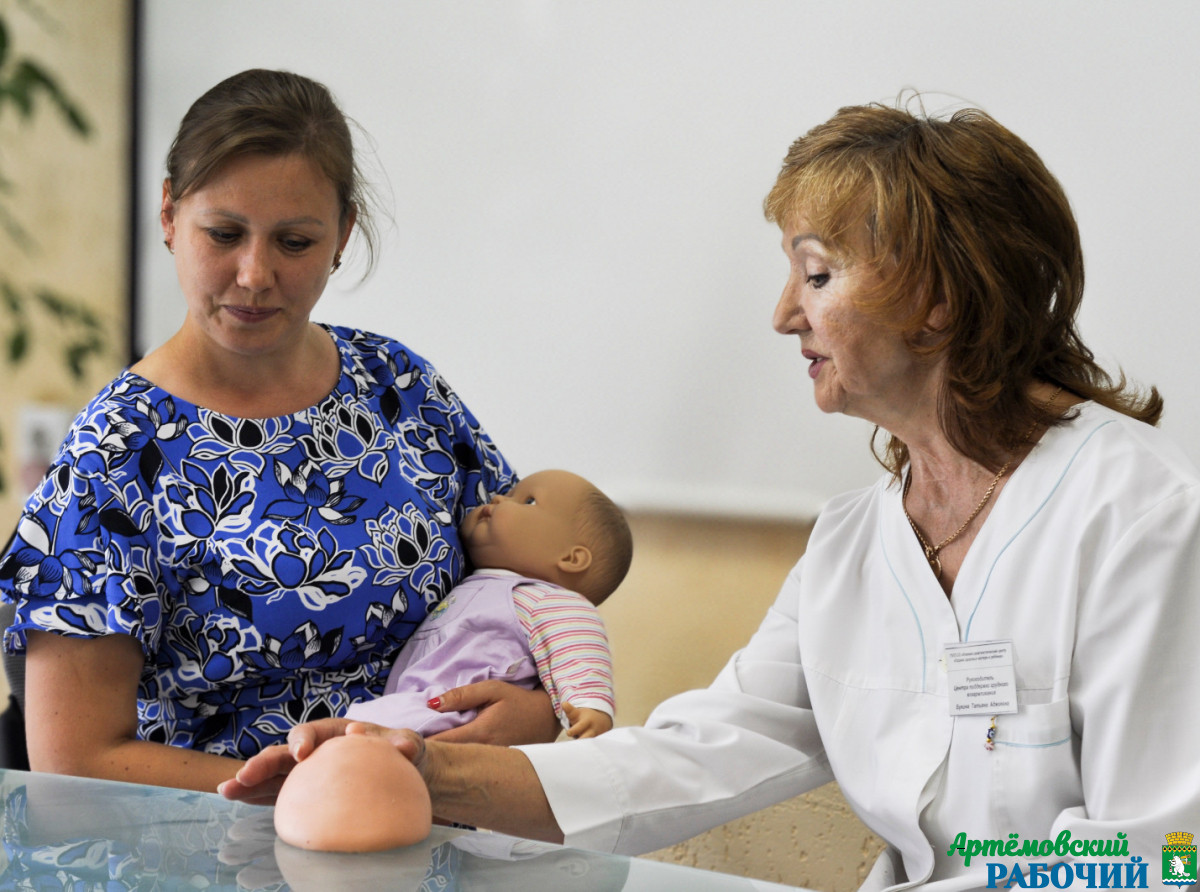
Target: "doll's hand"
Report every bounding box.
[562,703,613,739]
[428,681,560,745]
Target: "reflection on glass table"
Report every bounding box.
[0,768,802,891]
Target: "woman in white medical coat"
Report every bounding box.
[226,102,1200,890]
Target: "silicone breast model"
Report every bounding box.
[273,734,433,852]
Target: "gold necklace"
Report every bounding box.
[902,387,1062,579]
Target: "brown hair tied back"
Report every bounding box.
[165,68,381,275]
[764,97,1162,478]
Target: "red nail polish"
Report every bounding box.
[427,696,441,710]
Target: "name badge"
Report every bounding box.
[944,639,1018,716]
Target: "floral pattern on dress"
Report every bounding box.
[0,326,515,758]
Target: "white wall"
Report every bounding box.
[139,1,1200,519]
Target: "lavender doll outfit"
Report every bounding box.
[345,570,614,734]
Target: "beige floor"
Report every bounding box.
[601,513,886,891]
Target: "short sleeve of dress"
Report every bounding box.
[1,388,165,656]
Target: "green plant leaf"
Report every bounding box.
[66,342,86,379]
[0,17,9,70]
[5,59,90,134]
[29,62,89,136]
[35,288,101,328]
[35,288,66,315]
[3,63,35,117]
[7,326,28,362]
[65,329,104,373]
[1,280,22,314]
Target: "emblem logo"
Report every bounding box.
[1163,831,1197,887]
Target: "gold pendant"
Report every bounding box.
[925,547,943,579]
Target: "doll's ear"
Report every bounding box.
[557,545,593,576]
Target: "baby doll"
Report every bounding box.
[270,470,632,853]
[345,469,633,739]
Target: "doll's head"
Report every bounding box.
[460,470,632,606]
[273,732,432,852]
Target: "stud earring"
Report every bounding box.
[331,251,343,272]
[163,239,174,254]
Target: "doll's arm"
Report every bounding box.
[512,584,615,727]
[561,703,613,739]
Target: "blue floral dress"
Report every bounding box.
[0,326,515,758]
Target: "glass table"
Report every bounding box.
[0,768,803,890]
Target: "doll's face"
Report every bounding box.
[460,470,595,581]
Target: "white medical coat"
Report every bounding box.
[521,403,1200,890]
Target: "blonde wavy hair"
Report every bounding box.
[764,100,1161,477]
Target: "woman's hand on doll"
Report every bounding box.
[214,716,349,805]
[218,717,423,804]
[426,681,561,745]
[562,703,613,739]
[217,742,298,806]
